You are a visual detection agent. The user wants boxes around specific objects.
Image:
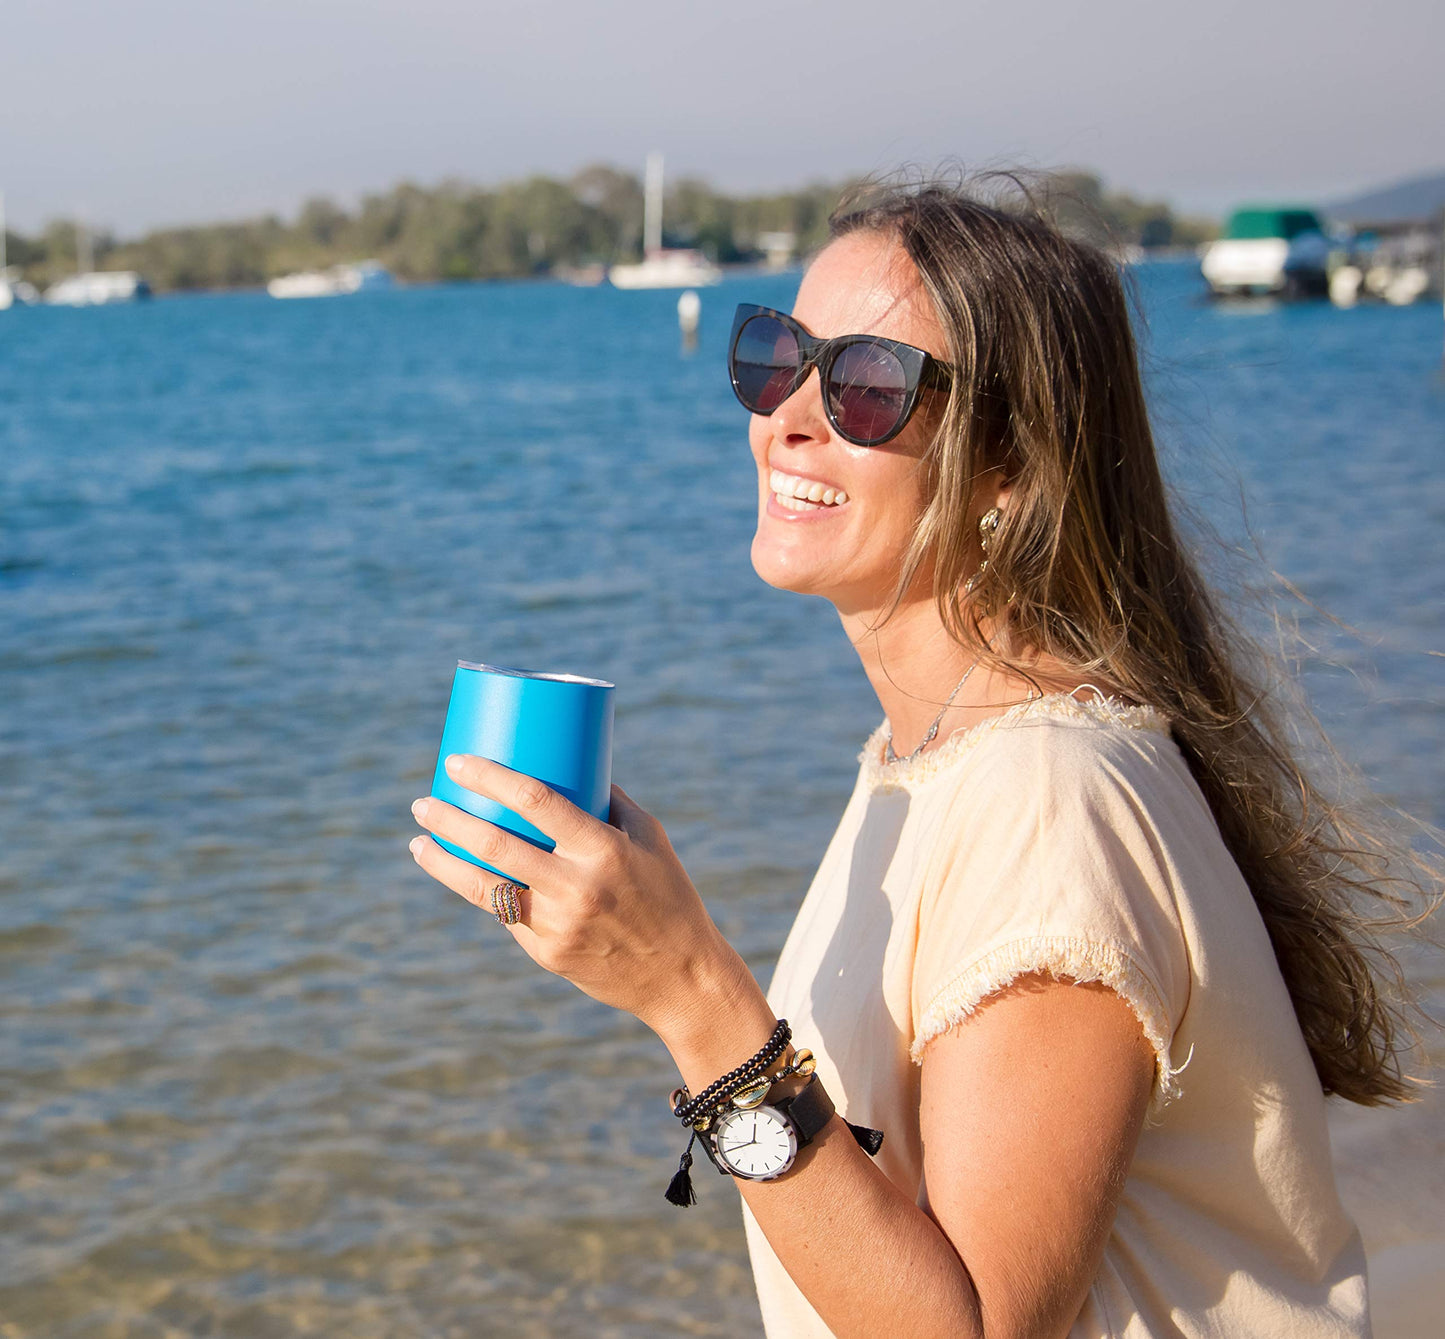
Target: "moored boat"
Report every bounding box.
[1201,206,1330,298]
[267,259,393,299]
[609,248,721,290]
[608,153,722,290]
[0,192,38,310]
[0,269,39,310]
[44,271,151,306]
[0,194,39,309]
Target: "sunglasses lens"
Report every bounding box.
[827,342,910,443]
[732,315,801,413]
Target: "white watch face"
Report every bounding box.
[712,1104,797,1180]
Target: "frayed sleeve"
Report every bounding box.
[910,722,1195,1114]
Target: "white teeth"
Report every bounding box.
[768,469,849,507]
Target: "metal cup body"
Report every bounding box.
[430,662,614,881]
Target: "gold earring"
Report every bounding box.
[964,507,1002,594]
[978,507,1001,553]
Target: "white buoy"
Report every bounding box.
[677,289,701,335]
[678,289,701,353]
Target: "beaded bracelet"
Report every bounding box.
[670,1045,817,1126]
[669,1019,791,1129]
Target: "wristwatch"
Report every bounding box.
[703,1076,836,1181]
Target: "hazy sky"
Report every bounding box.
[3,0,1440,234]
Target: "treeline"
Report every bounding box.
[6,166,1216,294]
[1042,171,1217,252]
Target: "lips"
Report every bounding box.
[769,468,849,511]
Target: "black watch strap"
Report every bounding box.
[775,1075,835,1147]
[783,1079,886,1158]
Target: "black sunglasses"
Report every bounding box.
[728,303,951,447]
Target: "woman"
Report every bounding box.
[408,182,1424,1338]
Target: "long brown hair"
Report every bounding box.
[832,176,1435,1105]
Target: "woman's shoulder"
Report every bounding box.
[900,692,1203,1095]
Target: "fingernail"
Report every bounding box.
[409,836,425,857]
[411,798,428,819]
[444,755,463,778]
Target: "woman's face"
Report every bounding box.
[748,230,946,617]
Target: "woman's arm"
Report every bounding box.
[665,974,1153,1339]
[410,757,1155,1339]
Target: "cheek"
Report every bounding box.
[858,457,928,528]
[748,419,770,472]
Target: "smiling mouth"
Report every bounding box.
[769,468,850,513]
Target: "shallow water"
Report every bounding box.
[1,263,1441,1335]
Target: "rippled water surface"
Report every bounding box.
[1,265,1441,1336]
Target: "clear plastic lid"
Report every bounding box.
[456,660,614,689]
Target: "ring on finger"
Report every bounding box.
[490,880,525,926]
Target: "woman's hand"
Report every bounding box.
[408,755,760,1046]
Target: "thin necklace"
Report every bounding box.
[883,660,979,765]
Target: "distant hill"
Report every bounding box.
[1327,170,1445,225]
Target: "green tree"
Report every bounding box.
[4,168,1215,293]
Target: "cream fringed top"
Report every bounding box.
[743,695,1368,1339]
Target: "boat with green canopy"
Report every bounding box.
[1201,205,1330,298]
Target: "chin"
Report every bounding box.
[750,533,822,597]
[750,531,851,602]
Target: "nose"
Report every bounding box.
[766,367,832,446]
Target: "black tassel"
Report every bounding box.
[846,1120,885,1157]
[665,1131,698,1207]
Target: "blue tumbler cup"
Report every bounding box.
[429,661,615,881]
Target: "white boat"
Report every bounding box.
[44,270,151,306]
[1201,207,1330,298]
[608,153,722,290]
[267,259,393,299]
[0,269,38,310]
[0,194,40,308]
[267,270,338,299]
[609,248,722,289]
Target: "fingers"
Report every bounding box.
[409,831,505,909]
[609,782,666,845]
[409,834,544,954]
[442,754,607,854]
[607,782,639,828]
[410,795,551,889]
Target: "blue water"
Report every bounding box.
[1,264,1441,1336]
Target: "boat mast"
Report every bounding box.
[643,152,663,256]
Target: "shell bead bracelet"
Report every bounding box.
[725,1047,818,1110]
[669,1019,792,1129]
